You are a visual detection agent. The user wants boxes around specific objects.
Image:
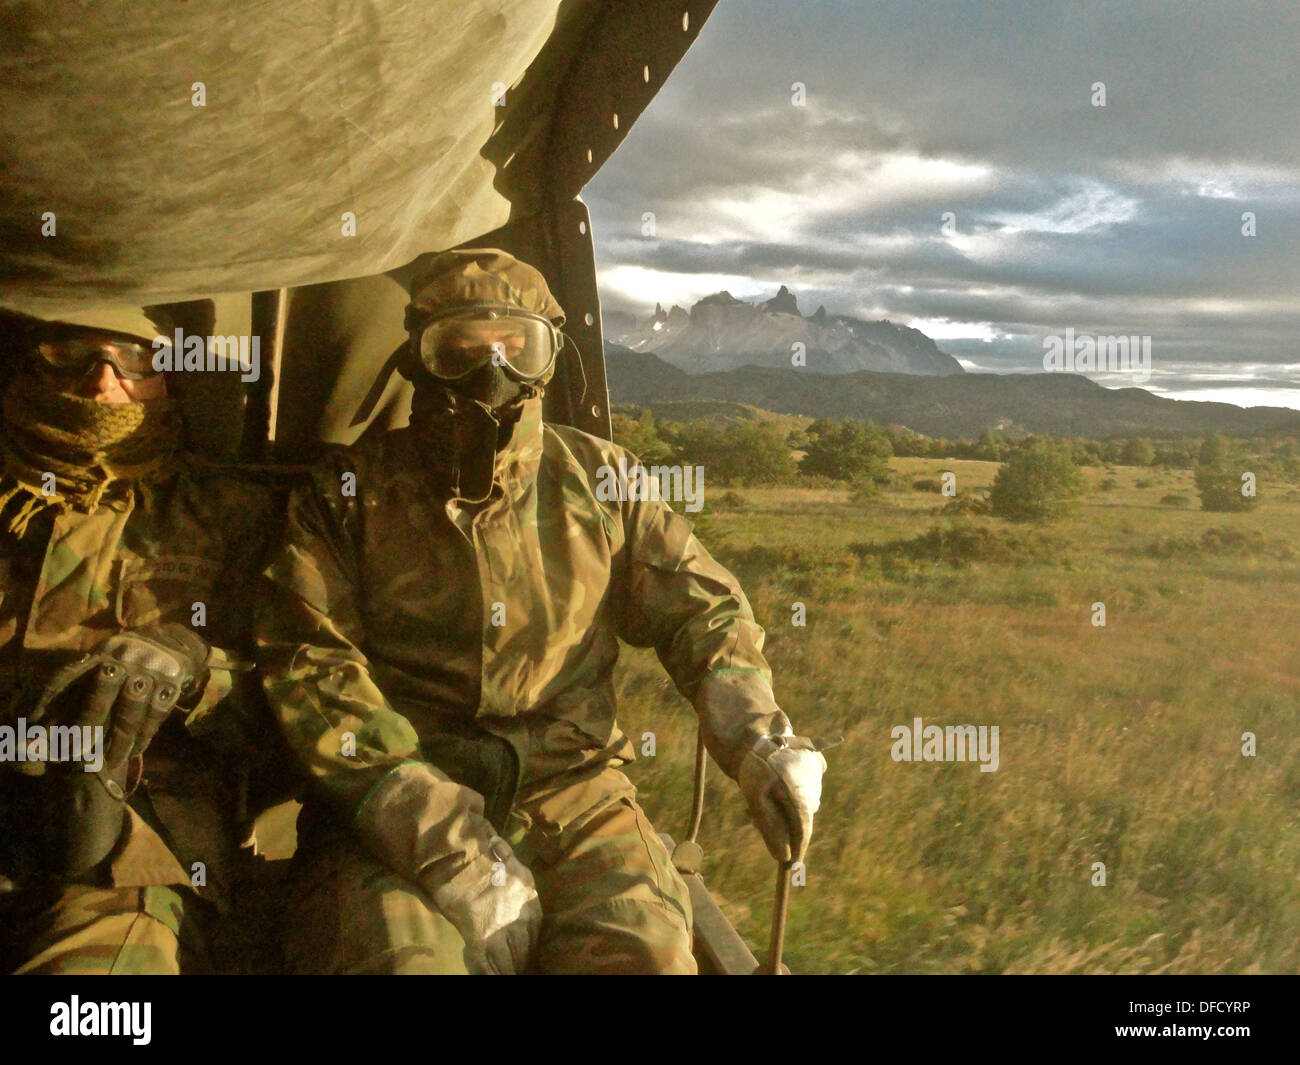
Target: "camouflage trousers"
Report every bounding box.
[0,883,209,974]
[284,766,696,974]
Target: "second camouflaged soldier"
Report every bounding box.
[256,249,827,974]
[0,307,276,974]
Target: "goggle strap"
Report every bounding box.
[350,342,407,428]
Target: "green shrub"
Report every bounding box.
[673,421,797,486]
[990,440,1086,522]
[849,475,885,503]
[1145,527,1292,561]
[943,493,991,516]
[1121,438,1157,466]
[800,419,893,483]
[1160,494,1190,508]
[611,408,675,464]
[1195,434,1259,512]
[852,519,1059,569]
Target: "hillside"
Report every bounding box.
[605,344,1300,438]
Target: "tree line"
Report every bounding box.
[611,407,1298,518]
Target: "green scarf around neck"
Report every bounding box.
[0,372,183,535]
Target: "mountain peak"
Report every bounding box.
[760,285,800,316]
[613,286,964,376]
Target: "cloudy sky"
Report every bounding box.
[584,0,1300,409]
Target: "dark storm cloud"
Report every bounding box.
[584,0,1300,405]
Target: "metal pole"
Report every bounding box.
[765,860,793,975]
[686,726,706,844]
[242,288,287,460]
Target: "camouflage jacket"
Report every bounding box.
[257,393,790,846]
[0,459,273,898]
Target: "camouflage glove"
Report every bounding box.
[424,835,542,976]
[26,624,209,877]
[738,734,827,864]
[354,762,542,975]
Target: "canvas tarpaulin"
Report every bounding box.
[0,0,719,448]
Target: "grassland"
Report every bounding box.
[615,459,1300,973]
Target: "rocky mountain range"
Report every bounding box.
[604,286,965,377]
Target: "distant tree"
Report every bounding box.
[672,420,796,486]
[1195,434,1258,512]
[1120,437,1156,467]
[1070,438,1103,467]
[883,425,930,458]
[975,429,1008,462]
[611,408,674,464]
[1154,444,1197,469]
[1275,440,1300,481]
[989,438,1086,522]
[799,418,893,483]
[1093,439,1125,465]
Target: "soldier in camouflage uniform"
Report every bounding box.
[256,250,827,974]
[0,306,275,974]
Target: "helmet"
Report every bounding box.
[402,249,566,400]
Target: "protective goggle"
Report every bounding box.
[408,304,561,381]
[33,330,162,380]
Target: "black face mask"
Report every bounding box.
[408,363,548,504]
[443,359,528,411]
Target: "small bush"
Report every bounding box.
[943,493,991,516]
[1160,494,1191,508]
[1098,478,1119,492]
[800,419,893,482]
[1121,438,1157,467]
[989,440,1085,522]
[1196,434,1259,512]
[849,476,883,504]
[912,478,943,493]
[672,421,797,486]
[1145,527,1293,561]
[852,520,1059,569]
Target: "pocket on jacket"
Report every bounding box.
[114,555,218,629]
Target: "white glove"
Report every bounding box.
[738,735,827,863]
[426,836,542,975]
[353,763,543,975]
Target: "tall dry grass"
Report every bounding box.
[617,460,1300,973]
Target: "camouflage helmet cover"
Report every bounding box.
[407,248,566,327]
